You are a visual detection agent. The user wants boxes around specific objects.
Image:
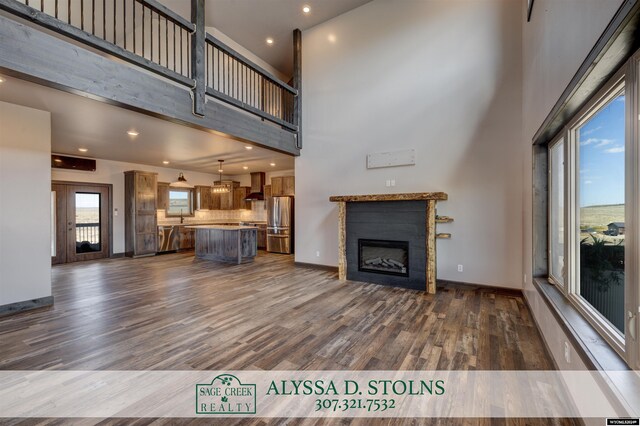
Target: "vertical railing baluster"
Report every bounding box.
[40,0,43,12]
[179,28,183,75]
[55,0,58,18]
[142,4,145,57]
[133,0,136,53]
[91,0,95,35]
[68,0,71,24]
[123,0,126,49]
[80,0,84,31]
[165,18,168,68]
[113,0,116,44]
[150,11,153,61]
[103,0,106,39]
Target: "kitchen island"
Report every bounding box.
[187,225,257,264]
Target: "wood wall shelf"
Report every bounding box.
[435,216,454,223]
[436,233,451,239]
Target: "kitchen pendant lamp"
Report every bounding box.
[212,160,230,193]
[170,172,194,188]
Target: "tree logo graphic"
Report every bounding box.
[196,374,256,415]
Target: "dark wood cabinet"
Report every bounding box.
[125,170,158,257]
[157,182,169,210]
[271,176,295,196]
[195,186,213,210]
[216,181,240,210]
[233,186,251,210]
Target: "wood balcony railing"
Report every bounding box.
[1,0,300,139]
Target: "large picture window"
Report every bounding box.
[545,68,635,364]
[574,89,626,336]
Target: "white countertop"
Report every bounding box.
[185,225,258,231]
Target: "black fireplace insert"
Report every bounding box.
[358,239,409,277]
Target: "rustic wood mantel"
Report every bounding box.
[329,192,449,294]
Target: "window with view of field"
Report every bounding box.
[168,189,193,216]
[577,91,625,334]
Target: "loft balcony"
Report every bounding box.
[0,0,301,155]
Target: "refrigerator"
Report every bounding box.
[267,196,294,254]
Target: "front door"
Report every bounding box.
[52,182,111,264]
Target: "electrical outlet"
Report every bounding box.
[564,341,571,363]
[114,208,118,216]
[524,274,527,283]
[390,179,396,187]
[385,180,391,187]
[316,251,320,257]
[457,264,463,272]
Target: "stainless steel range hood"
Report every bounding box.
[245,172,266,201]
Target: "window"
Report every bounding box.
[549,137,565,287]
[546,71,634,363]
[574,89,626,337]
[167,189,193,216]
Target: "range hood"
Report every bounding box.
[245,172,266,201]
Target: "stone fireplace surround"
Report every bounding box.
[329,193,448,293]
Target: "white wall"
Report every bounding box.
[51,158,270,254]
[296,0,523,288]
[0,101,52,306]
[522,0,625,369]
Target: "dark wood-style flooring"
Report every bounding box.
[0,252,572,425]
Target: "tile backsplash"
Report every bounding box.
[157,201,267,224]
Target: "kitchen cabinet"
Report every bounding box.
[233,186,251,210]
[178,227,195,250]
[195,186,214,210]
[264,185,272,198]
[157,182,169,210]
[257,226,266,249]
[216,180,240,210]
[124,170,158,257]
[271,176,295,196]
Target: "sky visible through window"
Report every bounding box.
[578,93,625,208]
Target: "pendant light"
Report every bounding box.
[212,160,230,193]
[170,172,194,188]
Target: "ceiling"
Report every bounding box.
[159,0,373,75]
[0,76,294,175]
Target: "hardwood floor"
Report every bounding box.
[0,252,570,425]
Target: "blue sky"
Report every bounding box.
[579,93,625,207]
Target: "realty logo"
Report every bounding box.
[196,374,257,415]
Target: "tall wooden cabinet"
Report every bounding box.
[125,170,158,257]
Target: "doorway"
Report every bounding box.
[51,182,112,264]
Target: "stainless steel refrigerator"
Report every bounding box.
[267,196,294,254]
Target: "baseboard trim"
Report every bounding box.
[110,252,125,259]
[0,296,54,317]
[294,262,339,273]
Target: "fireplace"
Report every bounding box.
[358,239,409,277]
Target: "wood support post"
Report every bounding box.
[191,0,205,117]
[293,28,302,149]
[426,200,436,294]
[337,202,346,280]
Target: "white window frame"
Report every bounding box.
[548,134,566,289]
[548,59,640,369]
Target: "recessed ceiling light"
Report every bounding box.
[328,34,337,43]
[0,77,4,83]
[54,158,62,163]
[127,130,139,137]
[78,148,88,152]
[162,161,170,165]
[243,166,249,170]
[302,5,311,13]
[266,38,274,45]
[245,146,253,150]
[270,162,276,167]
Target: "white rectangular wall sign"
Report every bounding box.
[366,149,415,169]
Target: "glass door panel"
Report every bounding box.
[75,192,102,253]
